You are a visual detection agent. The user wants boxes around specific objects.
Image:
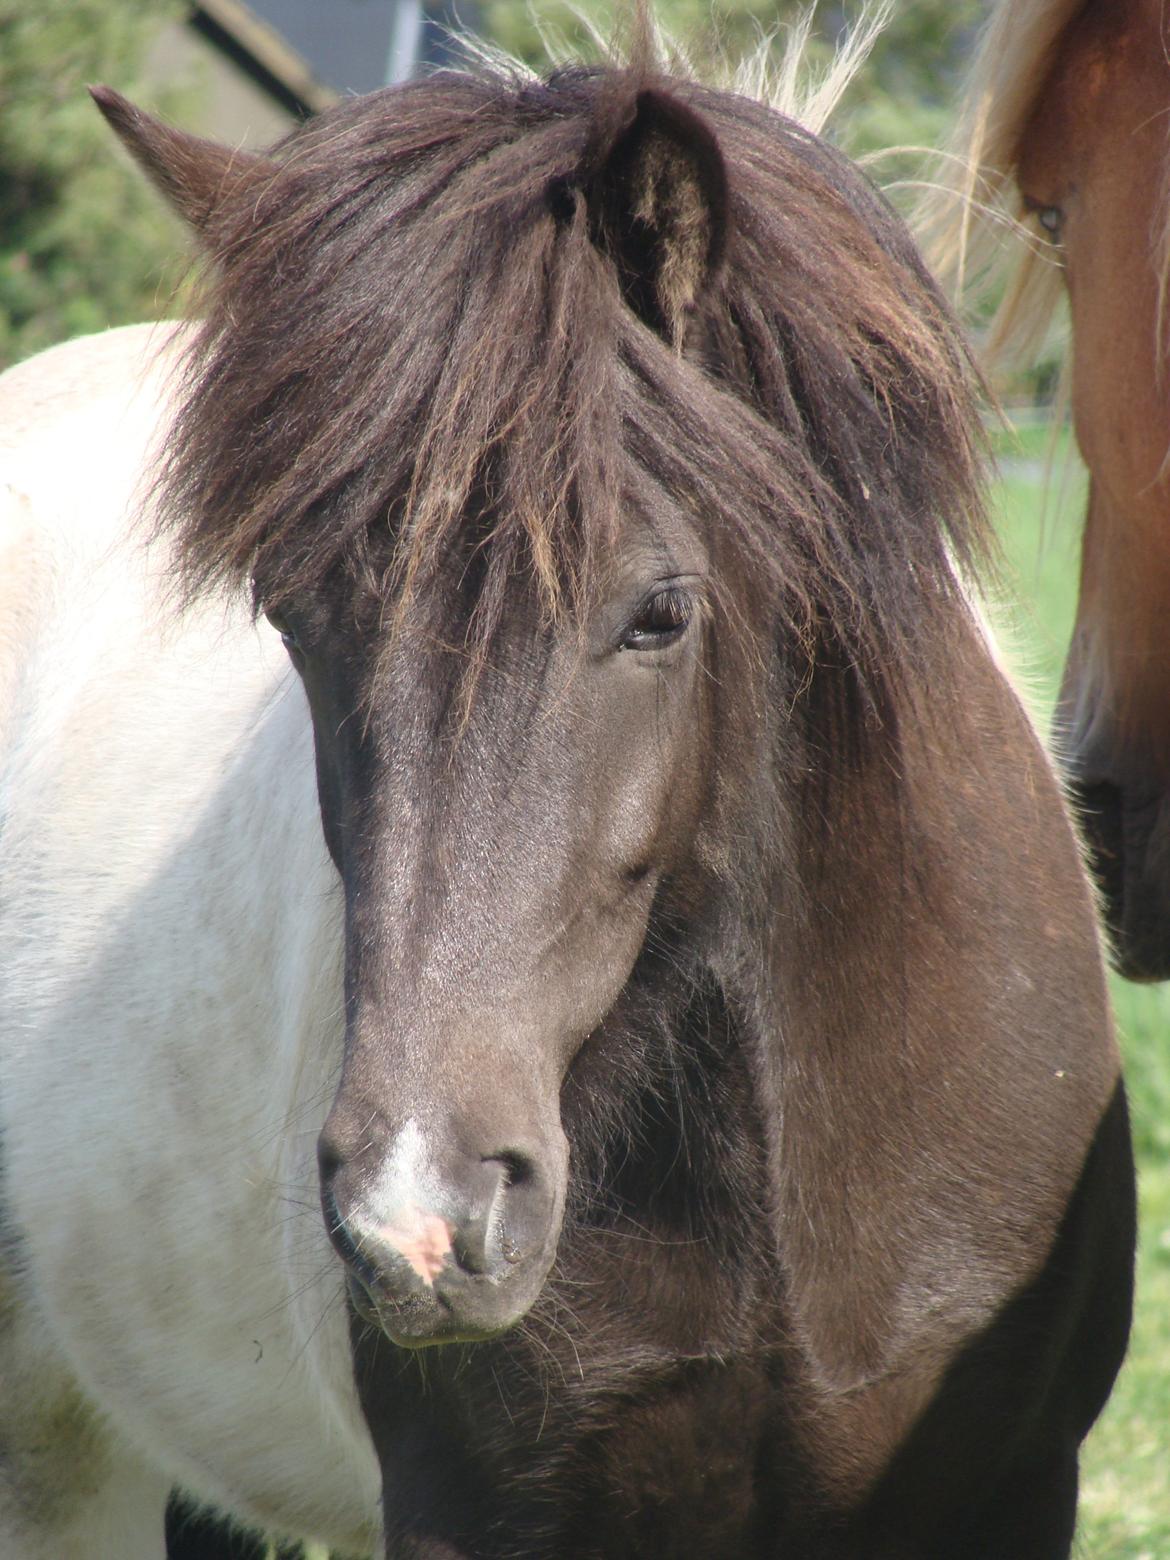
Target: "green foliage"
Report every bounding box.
[0,0,187,369]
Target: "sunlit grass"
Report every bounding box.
[989,424,1170,1555]
[1078,1160,1170,1558]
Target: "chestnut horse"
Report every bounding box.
[0,29,1134,1560]
[930,0,1170,979]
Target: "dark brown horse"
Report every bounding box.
[0,27,1133,1560]
[932,0,1170,979]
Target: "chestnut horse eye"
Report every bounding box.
[1035,204,1063,240]
[620,586,693,651]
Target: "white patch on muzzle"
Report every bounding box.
[363,1118,454,1285]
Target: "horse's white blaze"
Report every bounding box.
[368,1117,445,1210]
[0,326,381,1555]
[356,1119,455,1286]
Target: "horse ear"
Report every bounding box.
[90,86,273,238]
[583,88,729,346]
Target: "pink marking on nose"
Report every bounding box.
[377,1208,453,1287]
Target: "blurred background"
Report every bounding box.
[1,3,1166,1555]
[0,0,983,369]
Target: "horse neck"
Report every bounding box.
[755,618,1116,1389]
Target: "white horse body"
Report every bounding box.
[0,326,381,1556]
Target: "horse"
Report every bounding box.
[927,0,1170,980]
[0,29,1135,1560]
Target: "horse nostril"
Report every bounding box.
[316,1132,343,1188]
[320,1181,381,1290]
[492,1149,535,1190]
[317,1140,381,1283]
[441,1151,544,1277]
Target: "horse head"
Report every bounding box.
[936,0,1170,978]
[94,80,736,1343]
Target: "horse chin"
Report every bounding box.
[345,1267,537,1350]
[1071,778,1170,981]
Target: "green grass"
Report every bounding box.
[989,426,1170,1556]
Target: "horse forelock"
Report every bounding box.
[155,52,985,725]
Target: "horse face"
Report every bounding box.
[95,76,731,1338]
[1017,0,1170,977]
[272,521,713,1343]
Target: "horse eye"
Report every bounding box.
[1035,204,1063,240]
[619,586,692,651]
[266,611,302,656]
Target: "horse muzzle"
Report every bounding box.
[318,1119,566,1345]
[1067,775,1170,981]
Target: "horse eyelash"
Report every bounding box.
[620,585,694,650]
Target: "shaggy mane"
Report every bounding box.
[156,20,986,711]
